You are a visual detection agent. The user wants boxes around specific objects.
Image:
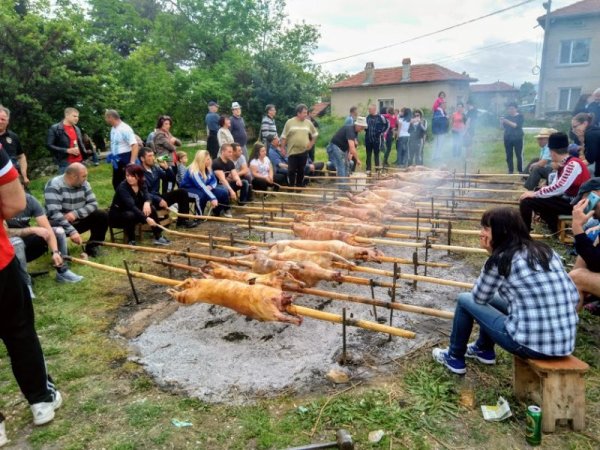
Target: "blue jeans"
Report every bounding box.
[395,136,409,166]
[326,143,350,188]
[449,293,551,361]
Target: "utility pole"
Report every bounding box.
[536,0,552,119]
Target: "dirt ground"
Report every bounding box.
[115,218,478,404]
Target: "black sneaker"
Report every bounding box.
[177,220,198,229]
[85,246,101,258]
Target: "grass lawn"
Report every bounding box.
[1,127,598,449]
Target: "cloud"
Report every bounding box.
[286,0,573,86]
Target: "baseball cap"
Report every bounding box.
[231,102,241,109]
[208,101,218,107]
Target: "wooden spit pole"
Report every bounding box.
[157,226,450,268]
[154,259,454,320]
[91,241,475,289]
[242,214,545,240]
[66,256,415,338]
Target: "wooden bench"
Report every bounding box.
[513,355,589,432]
[557,215,573,244]
[109,210,173,243]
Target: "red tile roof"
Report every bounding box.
[538,0,600,27]
[332,63,476,89]
[470,81,518,93]
[311,102,330,116]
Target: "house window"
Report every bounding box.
[558,87,581,111]
[378,99,394,112]
[559,39,590,64]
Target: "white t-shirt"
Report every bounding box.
[110,122,137,155]
[250,157,271,177]
[398,119,410,137]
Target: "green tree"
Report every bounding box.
[519,82,536,104]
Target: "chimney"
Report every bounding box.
[364,62,375,85]
[402,58,411,81]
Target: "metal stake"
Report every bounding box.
[369,279,378,320]
[208,233,214,255]
[230,232,235,256]
[123,260,141,305]
[416,209,420,242]
[341,308,347,365]
[424,237,430,277]
[166,256,174,279]
[412,251,418,290]
[269,212,274,238]
[247,217,252,239]
[389,263,399,341]
[447,222,453,255]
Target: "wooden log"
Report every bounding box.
[287,305,416,338]
[67,256,415,337]
[154,259,453,320]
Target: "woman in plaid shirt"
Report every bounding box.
[433,207,580,374]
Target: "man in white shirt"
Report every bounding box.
[104,109,139,190]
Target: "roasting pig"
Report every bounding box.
[272,239,384,262]
[291,222,362,246]
[268,246,355,268]
[301,221,388,237]
[167,278,302,325]
[201,262,305,289]
[237,253,343,287]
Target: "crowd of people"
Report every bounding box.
[1,88,600,441]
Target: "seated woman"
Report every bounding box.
[109,165,170,246]
[433,207,580,374]
[180,149,230,217]
[249,142,277,191]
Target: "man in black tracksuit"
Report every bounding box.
[365,104,388,173]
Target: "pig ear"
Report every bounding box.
[248,277,257,285]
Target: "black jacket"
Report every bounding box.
[46,122,85,165]
[584,126,600,176]
[110,181,152,223]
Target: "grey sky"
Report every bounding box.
[285,0,576,86]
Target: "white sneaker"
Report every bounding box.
[0,420,8,447]
[221,210,233,218]
[31,390,63,426]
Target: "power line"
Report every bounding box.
[429,38,531,65]
[315,0,535,65]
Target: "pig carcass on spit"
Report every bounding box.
[272,239,384,262]
[201,262,305,289]
[267,246,355,268]
[294,213,362,224]
[392,170,450,183]
[236,253,344,287]
[291,222,362,246]
[320,205,390,222]
[301,221,388,237]
[167,278,302,325]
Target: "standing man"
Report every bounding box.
[230,102,248,160]
[137,147,198,228]
[524,128,557,190]
[44,163,109,257]
[205,101,220,159]
[47,107,85,174]
[501,102,525,174]
[586,88,600,127]
[260,104,278,146]
[0,105,29,185]
[213,143,250,208]
[344,106,358,126]
[104,109,139,190]
[365,104,388,173]
[280,104,318,188]
[519,132,590,233]
[326,116,366,186]
[0,147,62,435]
